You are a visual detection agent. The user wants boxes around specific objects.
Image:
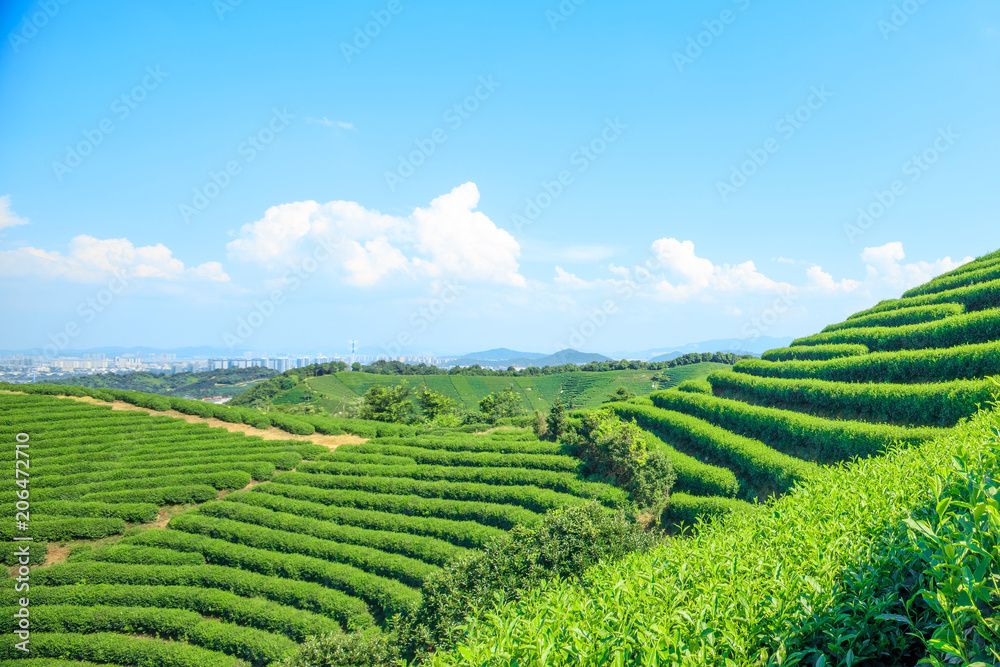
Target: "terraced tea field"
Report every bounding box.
[420,247,1000,664]
[0,392,623,665]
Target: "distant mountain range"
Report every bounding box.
[455,348,611,369]
[635,336,794,362]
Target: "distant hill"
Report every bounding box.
[640,336,794,361]
[457,348,548,363]
[46,366,278,398]
[455,348,611,369]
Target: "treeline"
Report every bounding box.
[349,352,752,377]
[47,367,278,398]
[231,353,751,408]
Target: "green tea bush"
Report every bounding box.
[0,583,340,643]
[762,344,869,361]
[257,483,540,531]
[226,490,503,550]
[708,370,993,427]
[651,390,942,463]
[0,632,240,667]
[662,492,753,528]
[126,527,422,618]
[732,341,1000,383]
[32,562,374,631]
[821,303,965,332]
[675,379,713,394]
[269,471,587,514]
[792,308,1000,351]
[607,402,819,498]
[198,500,467,566]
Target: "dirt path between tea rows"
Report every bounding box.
[27,393,367,450]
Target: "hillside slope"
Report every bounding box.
[429,247,1000,665]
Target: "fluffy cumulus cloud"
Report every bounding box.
[0,235,230,283]
[227,182,525,287]
[805,265,860,294]
[646,238,791,302]
[0,195,30,232]
[859,241,971,288]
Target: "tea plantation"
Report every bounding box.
[0,392,624,665]
[426,248,1000,664]
[3,247,1000,666]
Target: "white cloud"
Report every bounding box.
[554,266,593,290]
[806,265,860,294]
[306,116,356,131]
[645,238,792,302]
[860,241,971,289]
[228,182,525,288]
[0,195,29,231]
[0,235,230,283]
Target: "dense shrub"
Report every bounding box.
[650,390,943,463]
[821,303,965,332]
[607,401,819,498]
[662,492,753,528]
[32,562,375,631]
[574,411,676,515]
[761,344,869,361]
[708,371,994,427]
[675,379,712,394]
[0,583,340,643]
[257,482,541,531]
[395,502,658,665]
[226,490,504,550]
[732,341,1000,384]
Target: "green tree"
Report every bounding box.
[478,388,524,424]
[545,397,568,441]
[418,387,456,420]
[578,411,675,516]
[603,386,635,403]
[358,382,413,423]
[351,362,362,372]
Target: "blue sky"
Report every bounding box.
[1,0,997,358]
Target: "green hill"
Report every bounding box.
[4,247,1000,666]
[426,248,1000,664]
[287,364,730,415]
